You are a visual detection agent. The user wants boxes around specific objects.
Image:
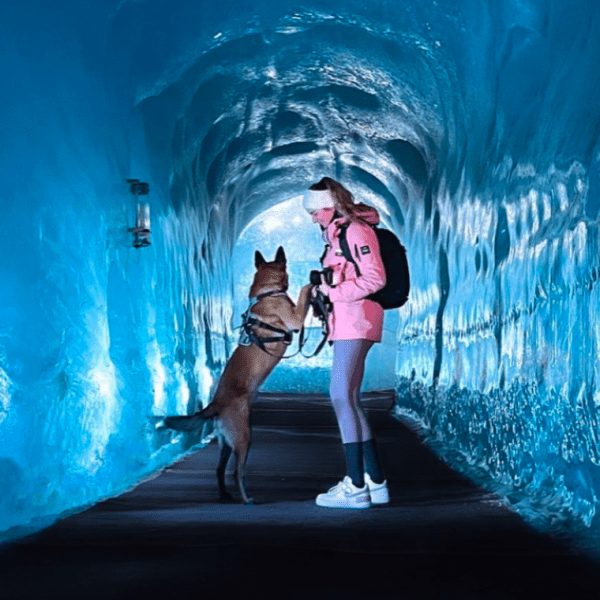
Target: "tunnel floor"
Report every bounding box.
[1,391,599,599]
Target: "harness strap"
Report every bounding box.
[246,316,293,344]
[238,290,294,354]
[238,288,330,358]
[254,290,284,302]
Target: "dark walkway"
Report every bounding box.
[1,392,599,599]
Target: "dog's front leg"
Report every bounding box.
[296,283,313,321]
[284,283,314,331]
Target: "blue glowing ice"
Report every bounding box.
[1,0,600,556]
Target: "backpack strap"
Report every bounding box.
[337,222,363,277]
[319,243,329,265]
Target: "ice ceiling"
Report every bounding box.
[1,0,600,554]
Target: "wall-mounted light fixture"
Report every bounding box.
[126,179,151,248]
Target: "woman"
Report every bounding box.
[303,176,389,509]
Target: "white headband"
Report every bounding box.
[302,189,335,212]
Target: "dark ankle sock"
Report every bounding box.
[343,442,364,488]
[362,438,385,484]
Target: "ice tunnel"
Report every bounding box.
[2,0,600,554]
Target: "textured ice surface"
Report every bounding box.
[1,0,600,556]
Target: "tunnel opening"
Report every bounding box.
[231,195,402,394]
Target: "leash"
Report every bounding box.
[299,289,331,358]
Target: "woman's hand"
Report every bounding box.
[317,282,332,298]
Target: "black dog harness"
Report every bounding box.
[238,290,293,353]
[238,288,332,358]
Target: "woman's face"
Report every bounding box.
[309,208,336,227]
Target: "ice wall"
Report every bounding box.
[1,0,600,554]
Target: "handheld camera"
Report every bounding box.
[309,267,333,286]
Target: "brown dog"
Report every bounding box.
[164,247,312,505]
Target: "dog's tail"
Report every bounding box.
[163,403,219,432]
[198,404,219,419]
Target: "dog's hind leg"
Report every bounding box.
[217,443,233,502]
[233,434,253,505]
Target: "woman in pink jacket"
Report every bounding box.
[303,177,389,509]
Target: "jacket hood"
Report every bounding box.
[351,204,380,225]
[330,204,381,229]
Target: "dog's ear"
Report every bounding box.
[255,251,266,268]
[275,246,286,265]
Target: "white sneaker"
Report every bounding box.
[365,473,389,505]
[316,476,372,509]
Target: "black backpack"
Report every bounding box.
[338,223,410,309]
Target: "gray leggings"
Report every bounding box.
[330,339,374,443]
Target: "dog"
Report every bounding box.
[164,246,312,505]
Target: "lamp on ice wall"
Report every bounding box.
[126,179,151,248]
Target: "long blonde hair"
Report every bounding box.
[309,177,369,223]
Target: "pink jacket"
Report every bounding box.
[319,206,386,342]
